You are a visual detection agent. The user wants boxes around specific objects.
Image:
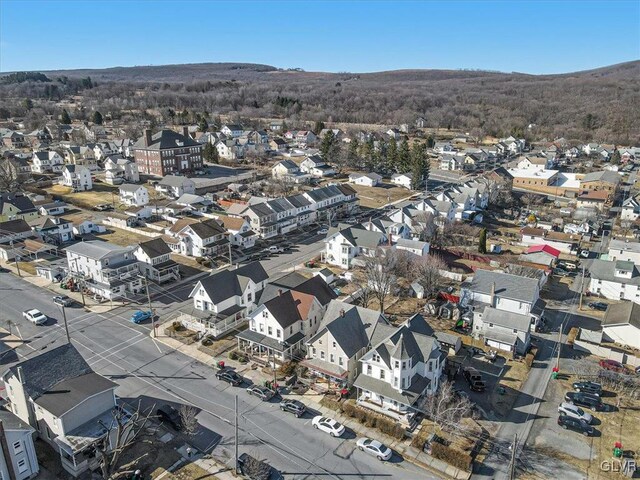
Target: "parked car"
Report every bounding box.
[130,310,153,324]
[266,246,283,254]
[312,416,345,437]
[564,391,604,411]
[215,369,243,386]
[53,295,73,307]
[588,302,608,311]
[23,309,47,325]
[558,402,593,423]
[557,415,595,436]
[279,399,306,417]
[579,249,590,258]
[246,385,276,401]
[94,204,113,211]
[572,381,602,396]
[557,261,577,271]
[356,437,393,461]
[317,228,329,235]
[156,405,181,430]
[599,359,630,374]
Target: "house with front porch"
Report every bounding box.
[186,262,269,338]
[32,151,64,174]
[165,218,228,257]
[61,165,92,191]
[354,314,444,423]
[134,237,180,284]
[119,184,149,207]
[155,175,196,199]
[220,216,257,249]
[2,344,118,478]
[238,274,337,362]
[302,300,391,388]
[324,225,387,269]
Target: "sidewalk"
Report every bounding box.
[152,326,469,480]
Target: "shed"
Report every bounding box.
[411,282,425,299]
[314,268,335,285]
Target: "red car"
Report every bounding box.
[599,359,629,374]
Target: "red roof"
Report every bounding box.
[526,244,561,258]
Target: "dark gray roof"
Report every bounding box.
[263,291,303,329]
[0,408,33,431]
[137,237,171,258]
[0,218,32,235]
[5,344,93,400]
[0,193,36,214]
[482,307,531,332]
[134,129,200,150]
[34,372,117,417]
[188,219,226,239]
[354,371,430,406]
[590,259,640,285]
[581,171,621,185]
[287,194,311,208]
[260,274,337,307]
[463,270,539,304]
[194,262,269,304]
[603,302,640,329]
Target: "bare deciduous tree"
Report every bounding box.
[96,403,155,480]
[179,405,199,436]
[412,211,438,243]
[413,254,446,298]
[421,380,474,434]
[0,159,27,192]
[362,247,397,313]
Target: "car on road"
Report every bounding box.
[557,261,577,271]
[317,228,329,235]
[558,415,595,436]
[564,391,604,411]
[93,204,113,211]
[130,310,153,324]
[246,385,276,401]
[215,369,243,386]
[267,245,284,253]
[356,437,393,461]
[579,249,590,258]
[312,416,345,437]
[156,405,181,430]
[23,309,47,325]
[572,381,602,396]
[53,295,73,307]
[599,359,629,374]
[558,402,593,423]
[279,399,306,417]
[588,302,608,311]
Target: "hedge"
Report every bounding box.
[430,442,473,471]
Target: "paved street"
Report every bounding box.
[0,272,437,480]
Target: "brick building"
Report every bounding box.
[133,127,203,177]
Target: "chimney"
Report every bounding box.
[490,282,496,307]
[144,129,152,147]
[340,309,345,317]
[183,126,190,138]
[278,289,283,296]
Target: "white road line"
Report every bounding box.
[14,326,23,341]
[84,336,146,363]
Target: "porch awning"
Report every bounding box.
[300,357,348,379]
[353,373,430,407]
[236,329,304,352]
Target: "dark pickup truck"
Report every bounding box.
[463,367,486,392]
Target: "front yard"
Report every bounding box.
[347,182,414,208]
[47,182,122,210]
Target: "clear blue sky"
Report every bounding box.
[1,0,638,74]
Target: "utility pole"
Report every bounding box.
[60,305,71,344]
[14,255,21,278]
[139,275,155,337]
[234,395,239,475]
[556,321,563,370]
[228,239,232,267]
[578,265,585,310]
[71,258,85,306]
[509,434,518,480]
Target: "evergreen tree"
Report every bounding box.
[22,99,33,111]
[361,138,374,171]
[320,131,336,159]
[347,138,359,167]
[313,120,325,134]
[203,143,219,164]
[91,111,103,125]
[60,109,71,124]
[387,138,398,172]
[410,142,428,189]
[398,138,411,173]
[610,149,621,165]
[198,118,209,132]
[426,135,435,149]
[478,228,487,254]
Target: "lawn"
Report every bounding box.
[47,182,122,210]
[348,182,414,208]
[98,227,156,247]
[155,462,220,480]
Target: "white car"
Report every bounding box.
[356,437,393,461]
[317,228,329,235]
[23,309,47,325]
[312,415,345,437]
[558,402,593,424]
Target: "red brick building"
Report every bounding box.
[133,127,203,177]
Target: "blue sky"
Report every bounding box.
[1,1,638,74]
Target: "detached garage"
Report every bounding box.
[602,302,640,350]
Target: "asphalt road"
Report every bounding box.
[0,272,436,480]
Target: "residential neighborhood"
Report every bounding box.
[0,4,638,479]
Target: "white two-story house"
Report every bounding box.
[589,259,640,304]
[221,216,257,249]
[119,184,149,207]
[31,151,64,173]
[324,225,387,269]
[0,409,39,480]
[165,218,228,257]
[134,237,180,284]
[61,165,92,191]
[65,241,142,300]
[354,314,444,423]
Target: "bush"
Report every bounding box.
[319,396,342,412]
[411,431,430,449]
[430,442,473,471]
[341,401,356,417]
[228,350,239,361]
[567,327,579,345]
[278,361,297,376]
[376,416,405,440]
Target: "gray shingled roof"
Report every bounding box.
[34,372,117,417]
[134,129,200,150]
[193,262,268,304]
[482,307,531,332]
[137,237,171,258]
[464,270,539,303]
[590,259,640,285]
[603,302,640,329]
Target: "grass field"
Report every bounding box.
[348,182,414,208]
[98,227,156,246]
[47,182,121,210]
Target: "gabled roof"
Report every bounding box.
[192,262,269,304]
[187,219,226,240]
[462,269,539,304]
[137,237,171,258]
[581,170,621,185]
[119,183,145,193]
[482,306,531,332]
[0,192,37,214]
[603,302,640,329]
[65,240,133,260]
[159,175,194,187]
[0,218,32,235]
[525,244,561,258]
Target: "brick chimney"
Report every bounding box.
[182,126,190,138]
[144,129,152,147]
[340,309,345,317]
[490,282,496,308]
